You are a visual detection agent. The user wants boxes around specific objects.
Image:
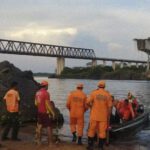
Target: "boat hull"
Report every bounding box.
[110,111,149,139]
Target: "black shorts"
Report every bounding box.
[37,113,52,127]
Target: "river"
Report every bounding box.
[35,78,150,149]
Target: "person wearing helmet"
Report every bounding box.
[87,81,112,150]
[66,83,87,145]
[35,80,55,145]
[1,81,21,141]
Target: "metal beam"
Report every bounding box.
[0,39,95,60]
[0,39,147,64]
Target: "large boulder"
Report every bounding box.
[0,61,39,122]
[0,61,64,127]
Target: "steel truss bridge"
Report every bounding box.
[0,39,147,63]
[0,39,147,75]
[0,39,95,59]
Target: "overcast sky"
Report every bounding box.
[0,0,150,73]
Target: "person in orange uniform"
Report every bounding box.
[35,80,55,145]
[1,81,21,141]
[117,99,135,121]
[87,81,112,150]
[66,83,87,145]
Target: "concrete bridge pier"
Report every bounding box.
[56,57,65,75]
[147,54,150,71]
[142,63,146,68]
[102,60,106,67]
[136,63,139,68]
[112,61,116,71]
[120,62,124,68]
[128,62,132,68]
[92,59,97,67]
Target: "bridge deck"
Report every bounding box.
[0,39,147,63]
[0,39,95,59]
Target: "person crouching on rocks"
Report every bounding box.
[35,80,55,145]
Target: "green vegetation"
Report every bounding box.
[60,65,148,80]
[34,73,56,78]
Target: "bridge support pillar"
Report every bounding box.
[142,63,146,68]
[136,63,139,68]
[120,62,124,68]
[56,57,65,75]
[128,63,131,67]
[147,54,150,71]
[92,60,97,67]
[102,60,106,67]
[112,61,116,71]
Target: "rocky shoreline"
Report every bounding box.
[0,61,63,126]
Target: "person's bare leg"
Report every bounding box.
[47,127,52,145]
[36,124,42,145]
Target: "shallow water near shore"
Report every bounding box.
[32,78,150,149]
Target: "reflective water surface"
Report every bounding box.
[35,78,150,148]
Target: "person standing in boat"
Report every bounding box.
[86,81,112,150]
[66,83,87,145]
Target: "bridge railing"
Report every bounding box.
[0,39,96,59]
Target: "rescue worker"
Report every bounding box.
[117,99,135,121]
[1,81,21,141]
[66,83,87,145]
[87,81,112,150]
[35,80,55,145]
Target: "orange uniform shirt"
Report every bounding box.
[66,89,87,118]
[87,88,112,122]
[117,100,135,119]
[4,89,20,113]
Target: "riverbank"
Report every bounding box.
[0,125,148,150]
[0,141,147,150]
[60,66,149,80]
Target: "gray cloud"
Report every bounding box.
[0,0,149,72]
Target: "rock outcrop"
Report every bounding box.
[0,61,39,122]
[0,61,64,126]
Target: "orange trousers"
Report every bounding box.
[70,117,84,137]
[88,120,107,139]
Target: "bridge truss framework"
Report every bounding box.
[0,38,148,74]
[0,39,96,59]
